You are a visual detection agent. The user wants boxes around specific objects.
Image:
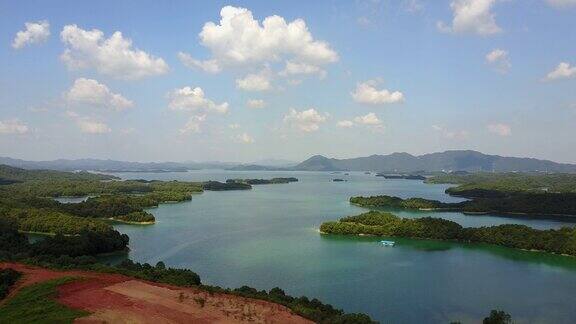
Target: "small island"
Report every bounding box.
[320,211,576,256]
[375,174,426,180]
[225,177,298,185]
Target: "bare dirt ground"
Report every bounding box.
[0,262,312,324]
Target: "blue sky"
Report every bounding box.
[0,0,575,163]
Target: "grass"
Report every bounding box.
[0,277,88,323]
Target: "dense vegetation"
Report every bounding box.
[350,192,576,217]
[320,211,576,256]
[0,268,21,300]
[427,172,576,194]
[226,177,298,185]
[202,180,252,190]
[0,277,88,323]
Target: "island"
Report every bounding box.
[226,177,298,185]
[320,211,576,256]
[350,172,576,218]
[375,174,426,180]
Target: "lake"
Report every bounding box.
[110,170,576,323]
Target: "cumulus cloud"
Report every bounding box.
[168,87,228,114]
[12,20,50,49]
[351,80,404,105]
[236,71,272,91]
[232,132,255,144]
[179,115,207,134]
[192,6,338,74]
[77,119,111,134]
[432,125,469,140]
[65,78,133,111]
[486,49,510,73]
[336,120,354,128]
[544,62,576,81]
[66,111,111,134]
[279,60,326,79]
[60,25,168,80]
[177,52,221,73]
[283,108,328,132]
[546,0,576,8]
[247,99,266,109]
[437,0,502,36]
[0,119,29,134]
[487,123,511,136]
[354,112,382,125]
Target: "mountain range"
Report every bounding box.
[2,150,575,173]
[292,150,576,173]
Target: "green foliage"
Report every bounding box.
[0,269,21,300]
[428,172,576,194]
[321,211,576,256]
[202,180,252,191]
[351,192,576,217]
[350,195,452,210]
[2,208,112,235]
[0,164,116,182]
[115,260,201,286]
[483,309,512,324]
[0,277,88,323]
[226,177,298,185]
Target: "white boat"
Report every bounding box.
[380,240,395,246]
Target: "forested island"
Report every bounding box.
[320,211,576,256]
[350,173,576,218]
[375,174,426,180]
[226,177,298,185]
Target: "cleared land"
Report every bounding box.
[0,263,311,324]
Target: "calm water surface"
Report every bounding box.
[110,170,576,323]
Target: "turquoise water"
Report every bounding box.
[111,170,576,323]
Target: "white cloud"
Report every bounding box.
[437,0,502,36]
[236,71,272,91]
[179,115,207,134]
[247,99,266,109]
[544,62,576,81]
[60,25,168,80]
[546,0,576,8]
[77,119,111,134]
[354,112,382,125]
[283,108,328,132]
[0,119,29,134]
[12,20,50,49]
[66,111,111,134]
[279,60,326,79]
[351,80,404,105]
[65,78,133,111]
[432,125,469,140]
[336,120,354,128]
[232,132,254,144]
[487,123,511,136]
[195,6,338,72]
[177,52,221,73]
[168,87,228,114]
[486,49,510,73]
[229,123,240,129]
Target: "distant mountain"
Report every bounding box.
[293,150,576,173]
[0,157,237,172]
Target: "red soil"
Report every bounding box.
[0,262,312,324]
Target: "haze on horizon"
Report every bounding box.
[1,0,575,164]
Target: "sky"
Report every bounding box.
[0,0,575,163]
